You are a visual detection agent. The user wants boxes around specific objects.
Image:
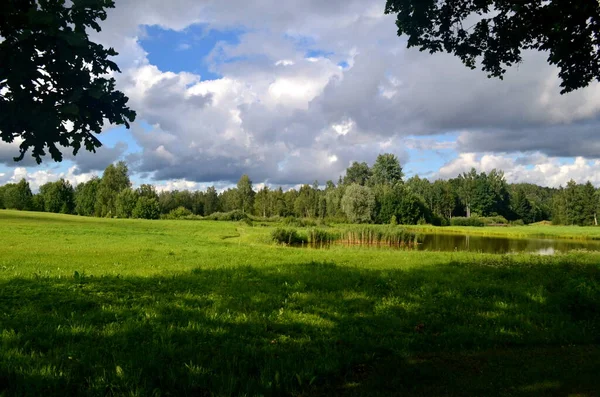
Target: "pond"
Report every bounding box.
[410,233,600,254]
[301,233,600,254]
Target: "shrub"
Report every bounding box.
[271,228,306,245]
[511,219,526,226]
[165,206,193,219]
[450,217,485,227]
[282,216,317,227]
[429,214,449,226]
[204,210,248,221]
[480,215,509,225]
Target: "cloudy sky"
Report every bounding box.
[2,0,600,191]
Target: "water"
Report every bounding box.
[415,233,600,254]
[302,233,600,254]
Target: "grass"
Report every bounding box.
[1,210,599,396]
[406,223,600,241]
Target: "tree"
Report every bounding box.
[385,0,600,94]
[219,188,238,212]
[341,184,375,223]
[132,196,160,220]
[343,162,371,186]
[254,186,271,218]
[39,179,74,214]
[373,184,401,224]
[371,153,404,186]
[115,188,138,218]
[137,184,159,200]
[95,161,130,217]
[2,178,33,210]
[432,179,456,220]
[511,187,534,224]
[581,181,597,226]
[204,186,219,215]
[271,188,287,217]
[75,177,100,216]
[325,185,345,220]
[236,175,255,213]
[0,0,136,163]
[457,169,477,218]
[294,184,313,218]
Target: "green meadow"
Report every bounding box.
[1,210,600,396]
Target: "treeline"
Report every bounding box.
[0,155,599,225]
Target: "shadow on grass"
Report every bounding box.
[0,258,599,396]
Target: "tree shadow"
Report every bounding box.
[0,258,599,396]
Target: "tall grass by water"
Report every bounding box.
[1,210,600,396]
[272,225,418,248]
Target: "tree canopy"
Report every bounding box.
[384,0,600,94]
[0,0,135,163]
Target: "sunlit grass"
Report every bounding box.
[0,210,599,396]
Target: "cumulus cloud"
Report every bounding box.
[7,0,600,187]
[438,153,600,188]
[1,166,98,192]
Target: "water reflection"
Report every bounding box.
[415,234,600,254]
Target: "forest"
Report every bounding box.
[0,154,598,226]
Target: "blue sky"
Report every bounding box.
[2,0,600,191]
[139,24,243,80]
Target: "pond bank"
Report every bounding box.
[404,224,600,241]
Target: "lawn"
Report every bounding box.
[1,210,599,396]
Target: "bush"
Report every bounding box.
[480,215,509,225]
[450,217,485,227]
[165,206,193,219]
[282,216,317,227]
[511,219,526,226]
[429,214,449,227]
[271,228,307,245]
[204,210,248,221]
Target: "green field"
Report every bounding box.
[1,210,600,396]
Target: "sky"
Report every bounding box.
[2,0,600,192]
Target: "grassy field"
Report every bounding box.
[406,223,600,240]
[1,210,599,396]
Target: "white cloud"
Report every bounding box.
[438,153,600,187]
[3,166,98,192]
[7,0,600,188]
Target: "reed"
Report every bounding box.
[335,225,418,247]
[272,225,418,248]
